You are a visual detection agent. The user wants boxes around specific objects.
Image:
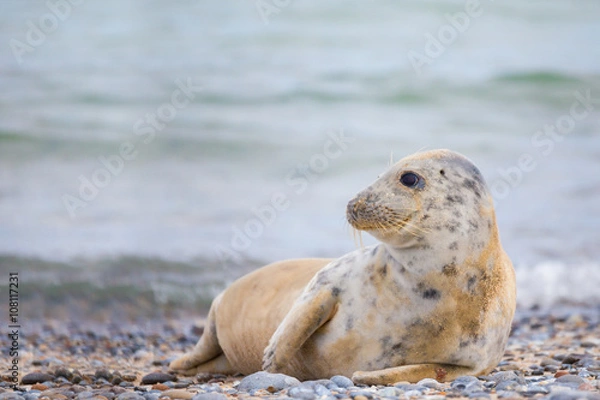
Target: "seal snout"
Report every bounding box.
[346,192,382,230]
[346,196,362,227]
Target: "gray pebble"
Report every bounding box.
[497,391,519,398]
[348,390,374,399]
[90,360,105,368]
[491,371,526,385]
[0,394,25,400]
[175,379,194,387]
[461,382,485,396]
[23,395,39,400]
[191,395,227,400]
[562,354,584,365]
[116,393,145,400]
[578,370,592,378]
[76,391,96,400]
[542,358,562,367]
[394,383,425,392]
[547,391,600,400]
[468,391,491,399]
[314,384,331,397]
[21,372,55,385]
[330,376,354,389]
[140,373,176,385]
[143,395,160,400]
[451,379,478,392]
[495,380,525,392]
[417,378,443,390]
[95,369,112,381]
[556,375,585,384]
[377,387,400,397]
[289,385,317,400]
[453,375,480,384]
[199,385,222,393]
[522,385,550,395]
[237,371,300,392]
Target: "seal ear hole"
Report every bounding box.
[440,169,445,176]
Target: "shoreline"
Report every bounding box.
[1,305,599,399]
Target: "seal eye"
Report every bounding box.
[400,172,420,188]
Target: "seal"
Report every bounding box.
[169,149,516,384]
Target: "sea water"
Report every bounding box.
[0,1,599,314]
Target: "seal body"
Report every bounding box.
[170,149,516,384]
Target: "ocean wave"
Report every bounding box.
[515,261,600,308]
[492,71,585,85]
[1,254,598,322]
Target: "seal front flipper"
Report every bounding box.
[263,286,339,374]
[352,363,477,385]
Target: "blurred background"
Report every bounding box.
[0,1,599,324]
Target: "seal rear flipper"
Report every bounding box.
[352,363,478,385]
[171,353,238,377]
[263,287,339,374]
[169,294,225,374]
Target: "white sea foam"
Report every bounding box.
[515,261,600,308]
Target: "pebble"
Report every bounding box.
[547,391,600,400]
[140,374,176,385]
[330,376,354,389]
[116,394,145,400]
[561,354,585,365]
[495,380,525,392]
[160,389,193,400]
[467,391,490,399]
[190,395,226,400]
[417,378,443,390]
[237,371,300,392]
[349,390,374,399]
[0,394,26,400]
[53,370,72,381]
[542,357,563,367]
[555,375,585,385]
[491,371,526,385]
[377,387,399,397]
[522,384,550,395]
[288,385,317,400]
[21,374,55,385]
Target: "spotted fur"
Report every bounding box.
[169,149,516,385]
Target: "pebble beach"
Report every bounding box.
[2,2,600,400]
[2,306,599,400]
